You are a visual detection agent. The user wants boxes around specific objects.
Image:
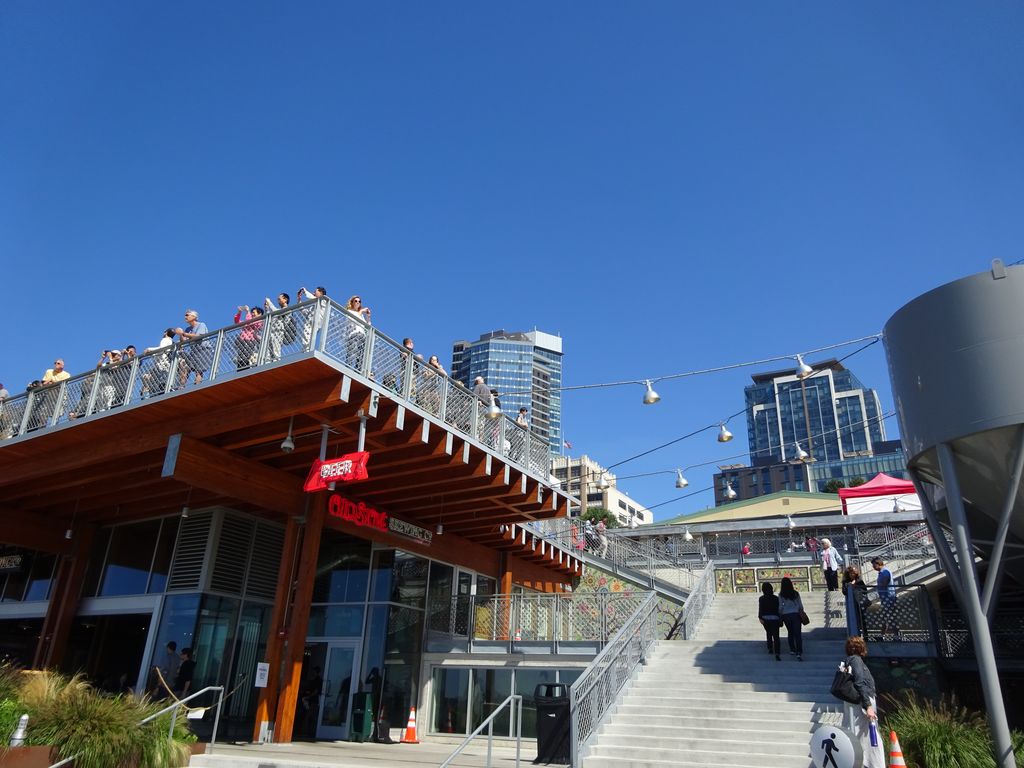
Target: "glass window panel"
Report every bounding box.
[514,668,555,739]
[432,667,469,734]
[81,528,111,599]
[471,668,512,736]
[100,520,161,597]
[192,594,240,691]
[1,551,31,602]
[308,605,365,637]
[24,553,56,601]
[370,550,428,608]
[148,517,180,594]
[313,531,372,604]
[151,593,201,693]
[558,669,583,689]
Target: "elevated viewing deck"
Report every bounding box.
[0,298,577,563]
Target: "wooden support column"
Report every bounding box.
[33,525,95,669]
[251,515,301,743]
[273,494,327,743]
[498,552,513,641]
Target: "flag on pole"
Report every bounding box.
[563,439,573,450]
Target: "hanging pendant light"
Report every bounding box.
[683,528,694,542]
[892,498,905,514]
[485,400,502,420]
[675,469,689,489]
[280,416,296,453]
[724,482,737,500]
[794,442,809,462]
[787,515,796,530]
[642,380,661,405]
[718,423,733,443]
[597,473,611,490]
[795,354,813,379]
[436,522,444,535]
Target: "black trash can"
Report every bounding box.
[534,682,571,765]
[350,692,373,742]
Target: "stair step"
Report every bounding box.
[587,743,811,766]
[600,723,813,741]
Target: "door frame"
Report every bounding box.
[315,638,362,741]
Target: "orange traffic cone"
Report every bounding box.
[400,706,420,744]
[889,730,906,767]
[444,706,454,734]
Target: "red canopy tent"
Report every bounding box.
[838,473,917,514]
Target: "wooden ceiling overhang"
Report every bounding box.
[0,357,579,574]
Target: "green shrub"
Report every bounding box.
[0,669,193,768]
[882,691,1024,768]
[0,698,22,746]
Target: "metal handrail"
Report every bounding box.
[439,693,523,768]
[673,557,717,640]
[46,685,225,768]
[568,591,659,768]
[0,297,554,481]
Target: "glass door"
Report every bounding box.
[316,640,360,740]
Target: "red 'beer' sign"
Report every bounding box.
[304,452,370,492]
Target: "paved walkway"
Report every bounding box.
[190,737,538,768]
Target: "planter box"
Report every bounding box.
[0,746,55,768]
[0,743,206,767]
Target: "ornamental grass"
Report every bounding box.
[882,690,1024,768]
[0,664,194,768]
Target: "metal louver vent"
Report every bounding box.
[167,512,214,591]
[245,523,285,600]
[210,514,254,595]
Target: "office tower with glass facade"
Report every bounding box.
[744,359,886,464]
[451,329,563,457]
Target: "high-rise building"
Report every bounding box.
[712,360,901,505]
[550,455,652,526]
[451,329,563,456]
[744,359,886,464]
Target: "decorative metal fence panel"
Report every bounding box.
[860,585,933,644]
[569,592,659,767]
[938,612,1024,659]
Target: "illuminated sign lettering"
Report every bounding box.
[327,494,433,545]
[304,452,370,492]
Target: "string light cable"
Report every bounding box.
[501,333,883,398]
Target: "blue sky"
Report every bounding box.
[2,2,1021,519]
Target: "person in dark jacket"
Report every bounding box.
[844,636,885,767]
[842,565,869,633]
[778,577,805,660]
[758,582,782,660]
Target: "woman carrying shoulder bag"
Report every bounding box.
[843,636,886,768]
[778,577,805,660]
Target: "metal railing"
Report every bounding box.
[426,592,651,652]
[938,611,1024,659]
[526,519,699,594]
[439,694,523,768]
[47,685,225,768]
[0,299,552,480]
[857,524,943,585]
[671,558,717,640]
[568,592,659,767]
[857,585,934,645]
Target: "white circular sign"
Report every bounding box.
[810,724,862,768]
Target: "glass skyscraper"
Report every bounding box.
[744,359,886,464]
[451,330,563,457]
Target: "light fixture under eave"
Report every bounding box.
[281,416,296,453]
[436,522,444,535]
[181,506,190,519]
[794,442,809,462]
[795,354,813,379]
[642,380,661,405]
[675,469,689,489]
[683,528,694,542]
[327,481,336,491]
[64,528,72,540]
[717,423,733,443]
[724,482,737,500]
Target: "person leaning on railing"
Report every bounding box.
[140,328,176,398]
[174,309,211,387]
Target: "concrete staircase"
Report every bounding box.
[582,592,847,768]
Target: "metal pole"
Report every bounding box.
[210,690,224,753]
[515,695,522,768]
[936,443,1015,768]
[910,475,967,609]
[357,410,368,452]
[486,718,493,767]
[981,425,1024,618]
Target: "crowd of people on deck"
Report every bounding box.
[1,286,525,435]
